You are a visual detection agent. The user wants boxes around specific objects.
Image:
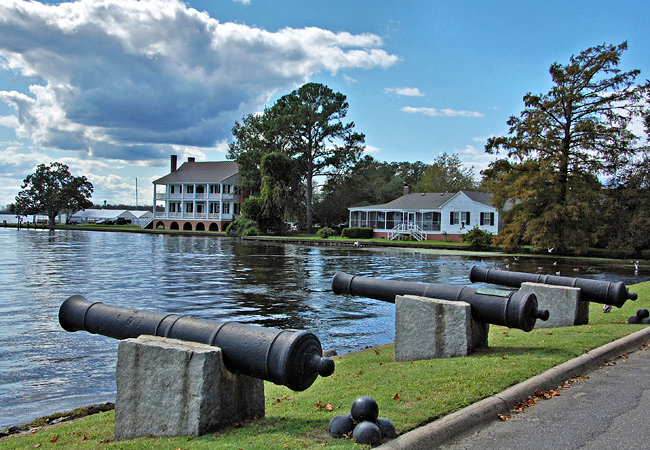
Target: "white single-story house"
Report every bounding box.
[348,186,499,242]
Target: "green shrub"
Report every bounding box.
[317,227,337,238]
[462,225,494,248]
[341,227,374,239]
[241,225,259,237]
[226,218,259,237]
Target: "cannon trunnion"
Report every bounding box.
[331,271,549,332]
[59,295,334,391]
[469,266,637,308]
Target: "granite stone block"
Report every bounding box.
[114,335,264,439]
[519,282,587,328]
[395,295,488,361]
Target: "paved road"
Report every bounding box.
[442,345,650,450]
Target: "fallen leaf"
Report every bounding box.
[393,393,401,401]
[315,400,333,411]
[375,350,380,355]
[82,435,88,441]
[604,361,617,366]
[33,445,41,449]
[50,435,59,443]
[497,414,510,421]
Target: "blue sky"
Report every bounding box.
[0,0,649,207]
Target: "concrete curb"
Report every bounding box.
[378,326,650,449]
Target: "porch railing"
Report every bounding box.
[387,222,424,241]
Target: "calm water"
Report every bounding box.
[0,228,645,428]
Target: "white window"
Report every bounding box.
[223,203,230,214]
[209,184,220,194]
[450,211,459,225]
[461,211,470,226]
[185,203,193,213]
[480,212,495,226]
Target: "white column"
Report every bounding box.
[164,185,169,218]
[153,184,157,218]
[219,183,223,221]
[181,184,185,219]
[193,183,197,219]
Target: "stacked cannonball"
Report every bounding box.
[328,396,396,445]
[628,308,650,324]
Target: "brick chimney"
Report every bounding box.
[403,184,413,195]
[170,154,177,172]
[188,157,196,163]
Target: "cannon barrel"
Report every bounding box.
[331,272,549,332]
[59,295,334,391]
[469,266,637,308]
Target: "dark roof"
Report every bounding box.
[350,190,494,211]
[154,161,239,184]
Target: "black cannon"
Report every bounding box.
[59,295,334,391]
[331,272,549,332]
[469,266,637,308]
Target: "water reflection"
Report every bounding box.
[0,228,645,429]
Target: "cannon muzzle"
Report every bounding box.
[332,272,549,332]
[469,266,637,308]
[59,295,334,391]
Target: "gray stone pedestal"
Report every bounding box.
[519,282,589,328]
[114,335,265,440]
[395,295,489,361]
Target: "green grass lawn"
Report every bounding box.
[3,282,649,449]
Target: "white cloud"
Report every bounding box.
[233,0,251,4]
[401,106,483,118]
[0,0,398,164]
[454,144,497,175]
[343,74,358,84]
[385,87,424,97]
[363,145,380,155]
[472,136,493,143]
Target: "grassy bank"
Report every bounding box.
[7,223,647,260]
[3,282,649,449]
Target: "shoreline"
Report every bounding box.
[2,223,647,262]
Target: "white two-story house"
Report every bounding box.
[152,155,245,231]
[348,185,499,241]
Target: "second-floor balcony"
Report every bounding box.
[154,212,237,221]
